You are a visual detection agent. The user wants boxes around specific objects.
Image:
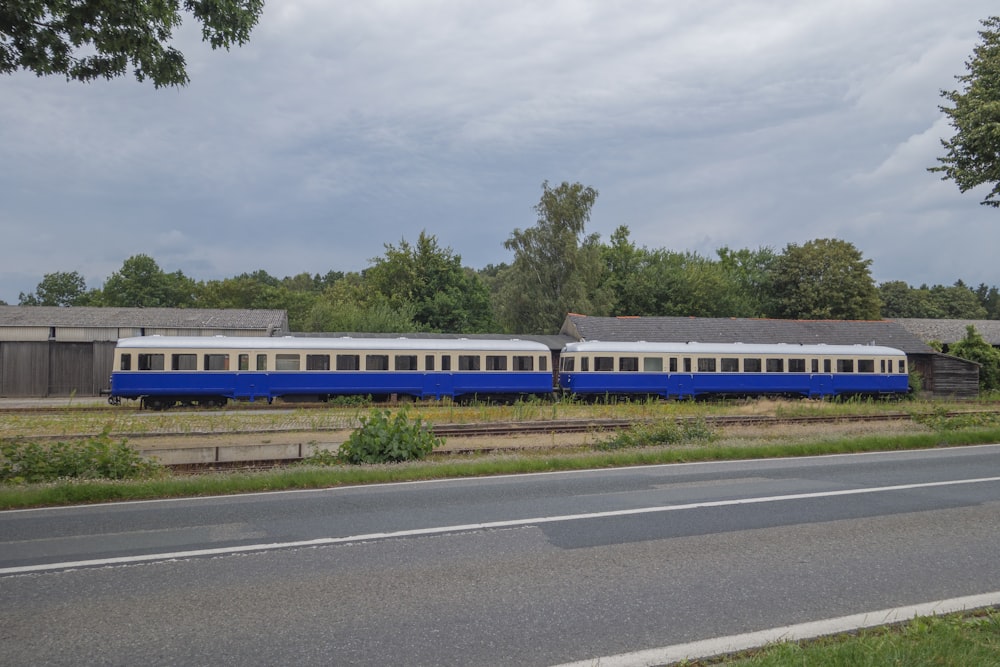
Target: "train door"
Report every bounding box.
[235,353,270,401]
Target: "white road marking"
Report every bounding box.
[550,591,1000,667]
[3,474,999,575]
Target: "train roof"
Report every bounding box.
[114,335,552,353]
[562,341,907,357]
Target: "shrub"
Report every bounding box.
[337,409,443,464]
[597,418,714,450]
[0,429,162,483]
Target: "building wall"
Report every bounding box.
[0,341,118,397]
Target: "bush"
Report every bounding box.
[337,409,443,464]
[597,418,714,450]
[0,429,162,483]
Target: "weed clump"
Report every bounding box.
[0,429,162,483]
[596,418,714,450]
[334,409,443,464]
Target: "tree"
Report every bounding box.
[1,0,264,88]
[100,254,196,307]
[948,325,1000,391]
[365,231,495,333]
[495,181,611,333]
[764,239,881,320]
[19,270,88,306]
[931,16,1000,206]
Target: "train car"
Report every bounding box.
[558,341,909,399]
[109,336,554,409]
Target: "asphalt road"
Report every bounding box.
[3,446,1000,666]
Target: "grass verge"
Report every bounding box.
[700,608,1000,666]
[3,426,1000,510]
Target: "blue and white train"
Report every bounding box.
[558,341,909,399]
[108,336,911,409]
[109,336,554,409]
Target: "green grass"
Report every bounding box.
[701,609,1000,666]
[3,425,1000,510]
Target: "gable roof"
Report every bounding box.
[0,306,288,332]
[561,314,935,355]
[894,318,1000,346]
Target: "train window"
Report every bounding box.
[765,358,783,373]
[441,355,452,371]
[513,356,534,371]
[204,354,229,371]
[120,354,132,371]
[539,355,548,372]
[458,355,480,371]
[238,354,249,371]
[276,354,300,371]
[720,358,738,372]
[336,354,359,371]
[788,358,805,373]
[880,359,886,373]
[683,358,692,373]
[425,355,435,371]
[858,359,875,373]
[898,360,906,373]
[366,355,389,371]
[307,354,331,371]
[620,357,639,372]
[697,358,716,372]
[824,359,831,373]
[257,354,267,371]
[644,357,663,372]
[172,354,197,371]
[595,357,614,372]
[581,357,590,372]
[837,359,854,373]
[138,353,164,371]
[561,357,575,372]
[744,358,761,373]
[486,355,507,371]
[395,355,418,371]
[811,359,819,373]
[669,358,678,372]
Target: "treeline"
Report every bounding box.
[11,181,1000,333]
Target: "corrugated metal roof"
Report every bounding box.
[893,318,1000,346]
[116,335,551,352]
[561,315,935,354]
[0,306,288,332]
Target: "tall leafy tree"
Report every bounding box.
[100,254,196,307]
[1,0,264,87]
[715,245,778,317]
[19,270,88,306]
[365,231,495,333]
[765,239,881,320]
[931,16,1000,206]
[496,181,611,333]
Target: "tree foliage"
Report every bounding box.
[932,16,1000,206]
[0,0,264,87]
[100,254,197,307]
[948,325,1000,390]
[765,239,881,320]
[496,181,611,333]
[19,270,88,306]
[365,231,495,333]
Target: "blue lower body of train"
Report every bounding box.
[110,370,554,405]
[559,372,909,398]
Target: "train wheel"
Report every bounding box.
[145,398,172,411]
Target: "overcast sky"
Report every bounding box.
[2,1,998,304]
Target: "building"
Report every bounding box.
[0,307,288,397]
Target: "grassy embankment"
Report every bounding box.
[2,396,1000,509]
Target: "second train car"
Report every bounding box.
[558,341,909,399]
